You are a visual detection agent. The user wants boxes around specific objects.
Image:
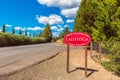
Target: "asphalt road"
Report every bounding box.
[0,43,66,76]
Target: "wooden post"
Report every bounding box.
[90,42,92,57]
[85,46,88,78]
[99,41,101,62]
[67,45,69,73]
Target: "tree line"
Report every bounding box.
[0,23,52,47]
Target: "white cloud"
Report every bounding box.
[57,29,61,32]
[24,32,30,35]
[27,26,43,30]
[36,16,48,24]
[36,14,64,25]
[34,27,43,30]
[22,28,27,31]
[49,14,64,25]
[5,24,12,27]
[60,27,64,31]
[0,29,1,32]
[66,19,74,23]
[37,0,58,7]
[15,27,26,31]
[27,32,30,35]
[37,0,81,9]
[51,26,58,30]
[15,26,43,31]
[61,7,78,18]
[52,32,59,37]
[70,29,73,32]
[56,25,70,32]
[37,0,81,18]
[58,25,62,28]
[64,25,69,28]
[15,26,22,30]
[57,28,64,32]
[27,27,33,30]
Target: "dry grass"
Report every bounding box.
[56,38,65,45]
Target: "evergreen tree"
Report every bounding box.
[40,23,52,42]
[33,32,35,38]
[2,25,6,33]
[25,30,27,36]
[39,32,42,37]
[64,26,69,34]
[58,26,70,39]
[36,33,39,37]
[12,28,15,35]
[29,33,31,38]
[74,0,120,41]
[18,29,22,35]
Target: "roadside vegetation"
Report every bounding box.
[73,0,120,76]
[0,23,52,47]
[0,33,47,47]
[101,39,120,76]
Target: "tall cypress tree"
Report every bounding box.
[25,30,27,36]
[40,23,52,42]
[29,33,32,38]
[2,25,6,33]
[18,29,22,35]
[12,28,15,35]
[64,26,69,34]
[33,32,35,38]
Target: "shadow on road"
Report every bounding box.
[69,67,99,77]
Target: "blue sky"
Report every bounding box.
[0,0,81,37]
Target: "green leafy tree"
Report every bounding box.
[2,25,6,33]
[74,0,120,41]
[40,23,52,42]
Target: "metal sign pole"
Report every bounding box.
[67,44,69,73]
[85,46,88,78]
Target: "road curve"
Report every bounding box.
[0,43,66,76]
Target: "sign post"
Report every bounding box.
[85,46,88,78]
[64,32,92,78]
[99,41,101,62]
[67,44,69,73]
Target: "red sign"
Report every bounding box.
[64,32,91,46]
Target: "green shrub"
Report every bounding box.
[102,61,120,76]
[0,33,47,47]
[101,39,120,76]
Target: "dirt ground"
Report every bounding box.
[0,48,120,80]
